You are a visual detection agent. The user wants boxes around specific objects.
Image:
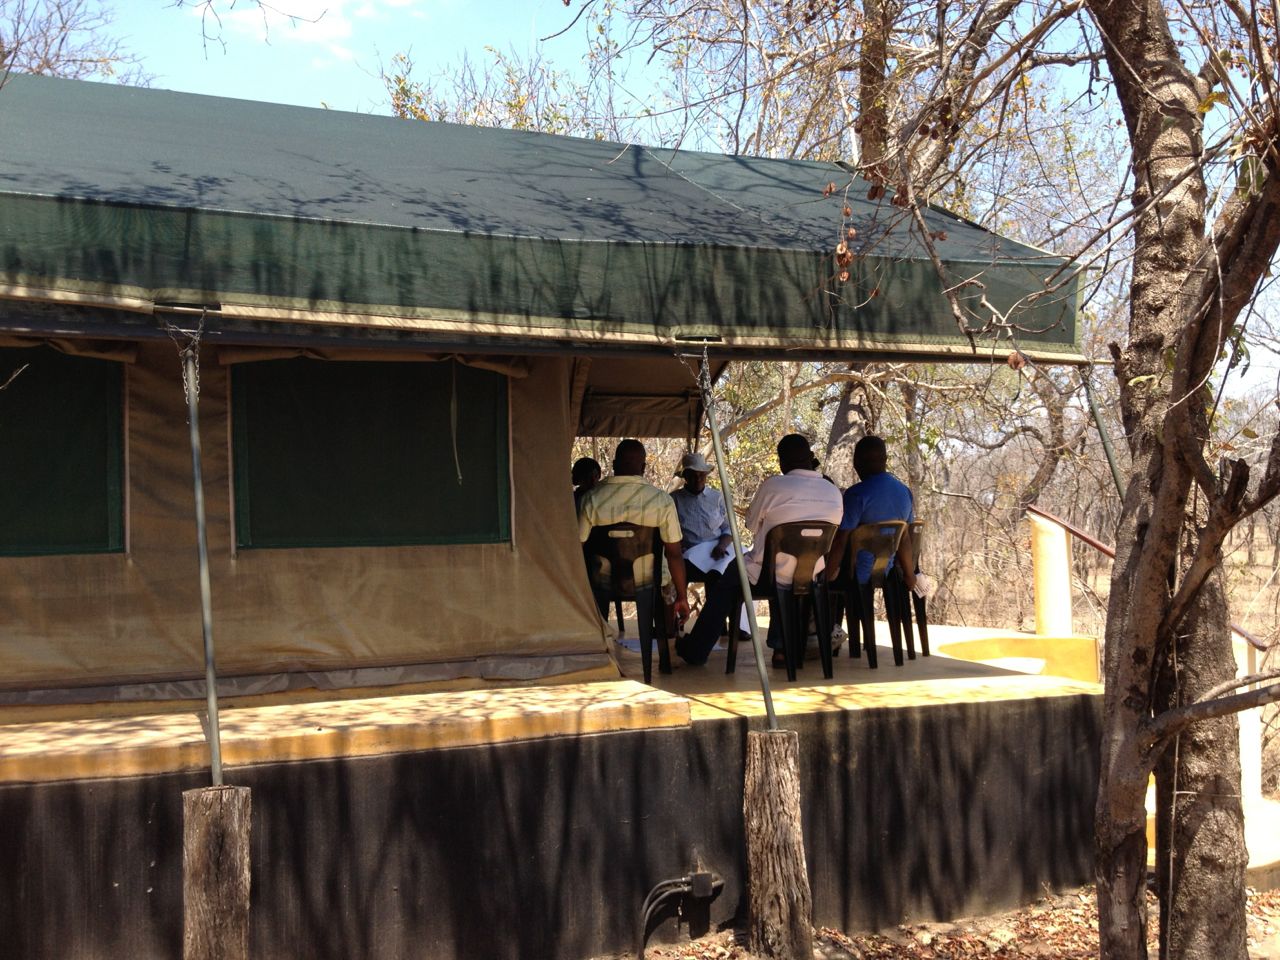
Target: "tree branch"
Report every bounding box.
[1193,668,1280,706]
[1144,679,1280,748]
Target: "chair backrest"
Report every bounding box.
[908,519,925,572]
[849,520,908,586]
[756,520,838,596]
[582,522,662,600]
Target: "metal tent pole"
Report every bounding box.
[1080,367,1125,498]
[698,356,779,731]
[184,347,224,786]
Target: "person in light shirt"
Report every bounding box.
[578,439,690,626]
[670,451,733,589]
[676,433,843,666]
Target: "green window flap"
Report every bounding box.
[0,346,124,556]
[232,359,510,549]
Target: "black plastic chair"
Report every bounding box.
[726,521,837,681]
[890,520,930,659]
[583,522,670,684]
[835,520,908,668]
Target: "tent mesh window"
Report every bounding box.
[231,358,510,549]
[0,346,125,556]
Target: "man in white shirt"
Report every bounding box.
[676,434,843,666]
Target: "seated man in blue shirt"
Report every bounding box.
[670,452,733,589]
[824,435,916,591]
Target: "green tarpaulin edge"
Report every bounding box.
[0,192,1080,357]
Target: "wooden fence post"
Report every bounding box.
[183,785,252,960]
[744,729,813,960]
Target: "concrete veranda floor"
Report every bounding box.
[610,616,1103,716]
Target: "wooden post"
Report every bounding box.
[744,729,813,960]
[183,785,252,960]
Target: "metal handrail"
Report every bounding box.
[1024,503,1268,652]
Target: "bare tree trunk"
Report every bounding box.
[1086,0,1211,954]
[184,785,252,960]
[856,0,892,172]
[899,380,925,496]
[1154,570,1249,960]
[824,365,868,487]
[1016,371,1069,511]
[1095,741,1154,960]
[744,730,813,960]
[780,363,796,432]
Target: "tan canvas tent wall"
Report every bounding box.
[0,343,613,702]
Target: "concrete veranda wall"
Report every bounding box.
[0,691,1102,959]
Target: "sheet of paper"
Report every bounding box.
[683,539,735,575]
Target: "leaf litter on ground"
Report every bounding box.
[602,885,1280,960]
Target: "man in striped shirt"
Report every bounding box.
[578,439,690,625]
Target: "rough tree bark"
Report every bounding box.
[183,785,252,960]
[1086,0,1280,953]
[1084,0,1213,956]
[824,364,872,486]
[899,380,925,496]
[1154,572,1249,960]
[744,730,813,960]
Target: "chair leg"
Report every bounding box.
[654,590,672,676]
[635,593,654,684]
[896,573,916,661]
[883,582,904,667]
[913,593,930,656]
[843,587,862,658]
[858,582,878,669]
[774,590,798,682]
[615,600,625,635]
[796,595,811,671]
[813,581,834,680]
[726,589,743,674]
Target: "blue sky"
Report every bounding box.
[114,0,587,113]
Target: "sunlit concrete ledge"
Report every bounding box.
[0,680,690,784]
[680,674,1102,720]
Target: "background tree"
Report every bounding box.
[0,0,143,84]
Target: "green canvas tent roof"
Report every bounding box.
[0,74,1082,364]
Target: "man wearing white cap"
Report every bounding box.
[670,452,734,589]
